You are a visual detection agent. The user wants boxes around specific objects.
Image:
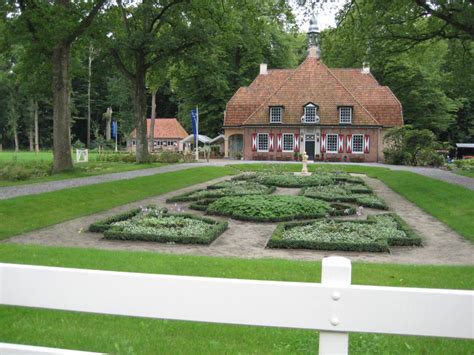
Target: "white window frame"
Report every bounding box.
[339,107,353,124]
[326,134,338,153]
[304,104,318,123]
[351,134,364,154]
[282,133,294,152]
[257,133,269,152]
[269,107,283,123]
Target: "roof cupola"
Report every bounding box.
[307,14,321,59]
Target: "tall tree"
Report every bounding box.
[10,0,106,172]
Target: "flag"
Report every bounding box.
[191,108,198,146]
[111,121,118,139]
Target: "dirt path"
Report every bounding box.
[4,175,474,265]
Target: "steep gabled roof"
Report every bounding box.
[130,118,188,139]
[224,58,403,127]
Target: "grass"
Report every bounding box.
[455,169,474,178]
[0,244,472,354]
[0,166,236,240]
[0,151,167,187]
[231,164,474,242]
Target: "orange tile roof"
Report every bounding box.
[224,58,403,127]
[130,118,188,139]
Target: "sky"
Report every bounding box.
[292,0,346,32]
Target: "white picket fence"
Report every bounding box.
[0,257,473,355]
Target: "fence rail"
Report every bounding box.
[0,257,472,354]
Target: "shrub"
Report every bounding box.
[454,158,474,171]
[0,161,52,181]
[166,181,275,202]
[302,186,387,210]
[188,198,218,211]
[206,195,332,222]
[90,206,227,245]
[267,214,421,252]
[88,206,167,232]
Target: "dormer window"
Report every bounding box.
[303,103,319,123]
[339,106,353,124]
[269,106,283,123]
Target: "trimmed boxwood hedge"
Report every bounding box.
[102,213,227,245]
[88,206,167,233]
[267,213,422,252]
[268,219,389,252]
[166,181,275,203]
[188,198,218,211]
[206,195,333,222]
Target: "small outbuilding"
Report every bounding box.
[455,143,474,159]
[128,118,188,152]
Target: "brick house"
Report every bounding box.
[223,17,403,163]
[128,118,188,152]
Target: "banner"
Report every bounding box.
[111,121,118,139]
[191,108,198,146]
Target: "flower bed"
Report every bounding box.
[206,195,335,222]
[166,181,275,203]
[267,213,421,252]
[89,206,227,244]
[301,185,387,210]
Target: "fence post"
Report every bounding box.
[319,256,351,355]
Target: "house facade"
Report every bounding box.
[223,17,403,163]
[128,118,188,152]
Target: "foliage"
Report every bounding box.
[166,181,274,203]
[230,163,474,242]
[206,195,332,222]
[232,171,336,187]
[90,206,227,245]
[0,160,51,181]
[454,159,474,172]
[268,213,421,252]
[383,126,445,166]
[96,151,183,164]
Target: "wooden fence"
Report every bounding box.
[0,257,472,354]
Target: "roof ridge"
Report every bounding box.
[242,62,304,125]
[326,66,381,125]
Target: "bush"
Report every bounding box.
[95,152,137,163]
[454,158,474,171]
[166,181,275,202]
[206,195,332,222]
[267,213,421,252]
[188,198,218,211]
[0,161,52,181]
[89,206,226,245]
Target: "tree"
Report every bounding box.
[11,0,106,172]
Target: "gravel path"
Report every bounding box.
[5,175,473,265]
[0,160,472,200]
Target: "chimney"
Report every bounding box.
[361,62,370,74]
[260,63,268,75]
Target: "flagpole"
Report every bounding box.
[195,106,199,161]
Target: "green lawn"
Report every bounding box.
[0,166,236,239]
[0,244,472,354]
[231,164,474,242]
[455,169,474,178]
[0,151,168,187]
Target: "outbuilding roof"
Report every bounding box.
[130,118,188,139]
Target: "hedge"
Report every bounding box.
[102,213,228,245]
[88,206,167,233]
[368,213,423,246]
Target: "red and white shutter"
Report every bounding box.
[338,134,344,153]
[346,134,352,153]
[364,134,370,154]
[251,133,257,151]
[269,133,274,152]
[294,134,300,152]
[277,134,282,152]
[321,134,326,153]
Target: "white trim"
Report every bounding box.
[282,133,294,152]
[351,134,364,154]
[257,133,269,152]
[339,107,353,124]
[269,107,283,123]
[326,134,338,153]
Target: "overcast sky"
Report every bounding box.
[292,1,346,32]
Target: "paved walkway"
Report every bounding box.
[0,160,472,200]
[5,175,473,265]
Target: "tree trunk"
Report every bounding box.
[149,88,157,152]
[133,53,149,163]
[13,124,19,152]
[87,44,93,148]
[52,42,74,172]
[105,107,112,141]
[29,98,34,152]
[34,99,39,153]
[29,128,34,151]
